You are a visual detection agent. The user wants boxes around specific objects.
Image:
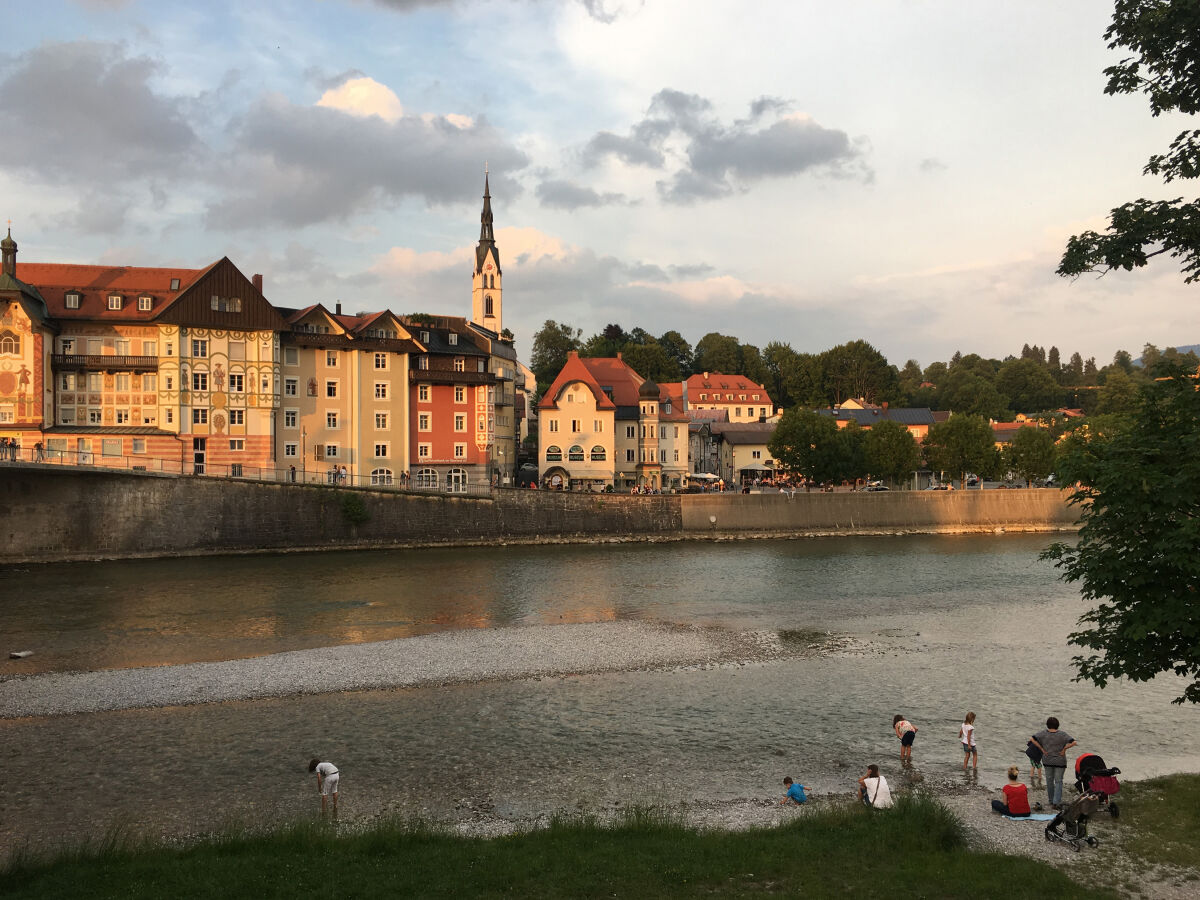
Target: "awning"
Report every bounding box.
[689,472,719,480]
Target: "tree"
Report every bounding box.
[1097,367,1142,415]
[834,420,868,483]
[530,320,582,391]
[763,341,800,408]
[923,414,997,485]
[820,340,900,406]
[1058,0,1200,283]
[939,372,1009,420]
[865,420,921,486]
[1042,372,1200,704]
[658,330,693,377]
[996,358,1065,413]
[739,344,770,388]
[693,332,743,375]
[768,408,843,483]
[1113,349,1135,374]
[1003,426,1057,485]
[621,339,678,383]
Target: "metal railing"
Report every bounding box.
[51,354,159,372]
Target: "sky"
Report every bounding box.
[1,0,1195,370]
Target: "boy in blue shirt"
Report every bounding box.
[781,776,808,805]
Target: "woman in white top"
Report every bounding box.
[858,764,893,808]
[959,711,978,771]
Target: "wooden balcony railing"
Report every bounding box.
[52,354,159,372]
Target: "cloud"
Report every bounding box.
[535,178,628,210]
[317,76,405,122]
[207,93,528,228]
[365,0,634,23]
[577,88,869,205]
[919,157,948,173]
[0,41,203,183]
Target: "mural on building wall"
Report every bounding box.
[0,303,42,424]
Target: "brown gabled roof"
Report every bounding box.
[539,351,618,410]
[685,372,772,403]
[20,261,208,321]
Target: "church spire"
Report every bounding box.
[472,168,502,333]
[479,169,495,246]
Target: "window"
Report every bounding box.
[454,414,466,432]
[229,374,244,393]
[674,426,680,438]
[417,356,429,370]
[371,468,393,486]
[453,357,465,372]
[284,347,298,366]
[626,426,635,439]
[659,449,667,463]
[568,445,584,461]
[699,393,707,400]
[418,413,431,431]
[132,439,146,455]
[192,372,208,391]
[115,410,130,424]
[591,446,606,461]
[107,295,123,310]
[143,374,158,392]
[115,339,130,355]
[102,439,122,457]
[61,338,75,355]
[571,419,581,433]
[545,445,562,461]
[448,333,458,345]
[65,292,81,309]
[326,411,339,429]
[374,382,388,399]
[193,408,208,425]
[60,407,76,425]
[165,343,173,356]
[740,394,746,401]
[418,384,430,402]
[326,351,338,367]
[229,341,245,360]
[454,443,466,459]
[735,408,741,418]
[170,277,180,291]
[418,443,431,460]
[325,380,337,398]
[674,449,680,462]
[548,418,559,433]
[0,333,20,355]
[229,409,244,426]
[230,463,244,477]
[165,376,174,390]
[87,372,102,391]
[284,409,298,428]
[229,439,245,451]
[60,373,76,391]
[142,340,157,356]
[375,412,388,429]
[285,378,297,396]
[421,331,430,343]
[594,420,603,432]
[454,386,466,403]
[262,375,270,391]
[166,409,173,424]
[760,408,767,418]
[325,444,339,459]
[660,426,667,439]
[752,450,762,459]
[626,449,635,462]
[415,467,437,488]
[753,394,761,401]
[142,411,157,426]
[192,339,208,358]
[374,443,389,458]
[284,443,298,458]
[374,353,387,370]
[138,295,153,311]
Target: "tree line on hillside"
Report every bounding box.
[530,319,1198,418]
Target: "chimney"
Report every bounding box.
[252,273,263,293]
[616,351,623,360]
[568,350,579,359]
[882,401,889,410]
[336,302,342,315]
[703,371,709,379]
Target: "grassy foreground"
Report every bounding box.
[1116,774,1200,872]
[3,795,1111,900]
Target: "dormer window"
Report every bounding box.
[210,296,242,312]
[138,295,153,311]
[169,278,181,291]
[65,292,81,309]
[448,333,458,345]
[421,331,430,343]
[107,294,123,310]
[453,357,465,372]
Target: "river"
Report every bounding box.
[2,534,1195,855]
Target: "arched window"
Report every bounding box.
[545,444,562,461]
[568,445,584,461]
[485,295,494,316]
[0,332,19,356]
[590,445,606,461]
[370,468,393,486]
[415,468,438,489]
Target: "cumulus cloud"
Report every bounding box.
[577,87,869,205]
[0,41,203,182]
[535,178,628,210]
[316,76,404,121]
[919,157,948,173]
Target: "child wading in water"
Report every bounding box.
[309,758,340,817]
[893,715,918,762]
[959,711,978,771]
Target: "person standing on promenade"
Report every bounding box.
[1030,717,1077,809]
[893,714,918,763]
[959,711,978,771]
[780,776,808,805]
[308,758,340,817]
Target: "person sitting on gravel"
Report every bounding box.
[990,765,1031,817]
[781,776,808,805]
[858,764,893,808]
[309,758,340,817]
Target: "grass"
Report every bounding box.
[1115,773,1200,873]
[2,795,1111,900]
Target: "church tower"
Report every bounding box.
[471,170,502,334]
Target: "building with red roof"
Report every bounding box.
[683,372,774,423]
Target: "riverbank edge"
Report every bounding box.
[2,524,1079,566]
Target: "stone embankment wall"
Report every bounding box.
[0,467,1076,564]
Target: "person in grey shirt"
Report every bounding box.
[1030,717,1077,808]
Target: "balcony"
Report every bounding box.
[409,367,497,386]
[495,388,515,407]
[52,354,159,372]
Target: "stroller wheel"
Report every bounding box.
[1109,802,1120,819]
[1073,841,1082,852]
[1087,837,1099,847]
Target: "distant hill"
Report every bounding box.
[1133,344,1200,367]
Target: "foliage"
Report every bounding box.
[1058,0,1200,283]
[768,408,842,482]
[940,371,1009,420]
[864,419,921,486]
[0,795,1104,900]
[1003,426,1057,484]
[530,319,582,391]
[340,493,370,527]
[1042,372,1200,704]
[657,330,693,377]
[833,420,868,482]
[692,332,743,375]
[995,358,1064,413]
[820,339,900,406]
[923,414,997,484]
[1096,367,1142,415]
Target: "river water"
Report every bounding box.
[2,535,1196,854]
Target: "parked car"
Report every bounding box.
[966,474,979,486]
[926,485,948,491]
[865,485,890,492]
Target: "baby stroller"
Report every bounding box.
[1075,752,1121,819]
[1045,790,1106,850]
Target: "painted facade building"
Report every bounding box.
[683,372,774,423]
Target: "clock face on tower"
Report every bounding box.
[485,264,494,271]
